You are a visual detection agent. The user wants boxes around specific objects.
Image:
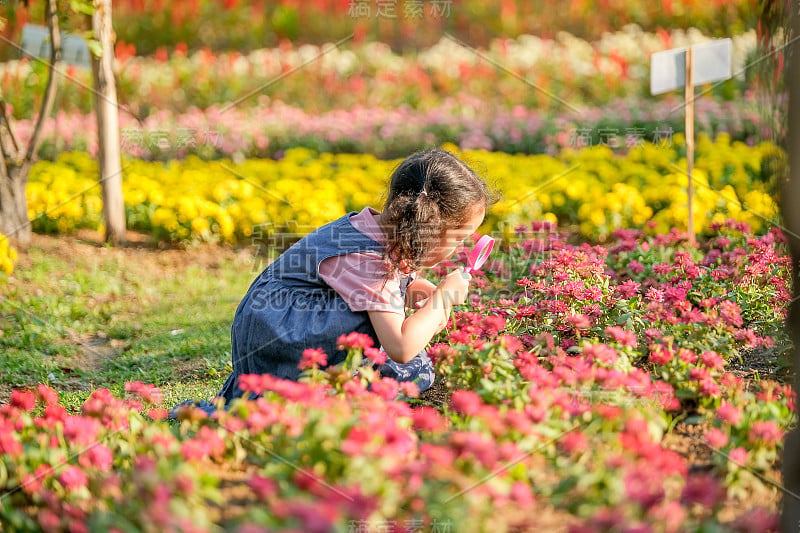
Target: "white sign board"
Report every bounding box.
[650,38,732,95]
[20,24,91,68]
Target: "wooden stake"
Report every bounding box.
[685,47,696,247]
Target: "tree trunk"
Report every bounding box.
[781,5,800,531]
[90,0,126,245]
[0,162,32,245]
[0,0,61,245]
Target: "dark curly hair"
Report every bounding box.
[380,149,497,276]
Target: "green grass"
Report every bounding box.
[0,235,257,412]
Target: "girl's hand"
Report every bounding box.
[436,267,471,308]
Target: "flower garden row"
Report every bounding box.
[0,220,792,531]
[2,27,757,119]
[2,0,757,60]
[17,96,767,161]
[25,136,779,246]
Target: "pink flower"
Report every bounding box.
[717,402,742,426]
[718,300,743,327]
[558,431,588,455]
[627,325,650,343]
[628,260,644,274]
[398,382,419,398]
[411,407,447,432]
[615,280,640,298]
[38,509,62,532]
[680,474,725,508]
[0,430,23,457]
[36,384,59,406]
[625,468,665,509]
[509,481,535,505]
[728,447,747,464]
[583,343,618,366]
[10,390,36,411]
[247,474,277,500]
[363,347,386,365]
[59,466,88,491]
[342,426,372,455]
[648,346,672,365]
[565,314,591,329]
[700,351,724,371]
[604,326,637,347]
[78,444,113,471]
[748,421,783,446]
[450,390,482,416]
[124,381,163,405]
[481,315,506,336]
[705,428,728,449]
[299,348,327,370]
[679,349,698,364]
[699,378,721,398]
[370,377,400,400]
[337,332,374,350]
[648,501,687,533]
[645,287,664,302]
[653,262,673,275]
[63,416,101,447]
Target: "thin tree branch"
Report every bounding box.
[0,100,21,160]
[24,0,62,163]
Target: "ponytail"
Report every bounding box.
[381,149,496,277]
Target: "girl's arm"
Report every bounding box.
[369,269,470,364]
[404,277,436,308]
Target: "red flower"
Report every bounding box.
[36,384,59,406]
[717,402,742,425]
[728,447,747,464]
[10,389,35,411]
[78,444,113,471]
[124,381,164,404]
[604,326,637,347]
[247,474,277,500]
[615,280,640,299]
[680,474,725,508]
[558,431,588,455]
[337,332,374,351]
[748,420,782,446]
[565,313,591,329]
[398,381,419,398]
[370,378,399,401]
[450,390,482,416]
[63,416,101,447]
[700,351,724,371]
[59,466,88,491]
[299,348,327,370]
[411,407,447,432]
[364,347,386,365]
[705,428,728,449]
[648,346,672,365]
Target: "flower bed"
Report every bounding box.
[1,27,757,119]
[0,220,791,531]
[1,0,757,60]
[26,138,780,244]
[16,96,766,161]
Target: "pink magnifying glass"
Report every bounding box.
[463,234,495,275]
[414,235,495,308]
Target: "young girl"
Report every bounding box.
[180,148,493,413]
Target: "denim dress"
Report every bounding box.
[211,211,435,406]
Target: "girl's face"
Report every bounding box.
[420,205,486,268]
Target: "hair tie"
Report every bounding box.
[420,189,428,197]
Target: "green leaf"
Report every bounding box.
[70,0,95,16]
[86,39,103,59]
